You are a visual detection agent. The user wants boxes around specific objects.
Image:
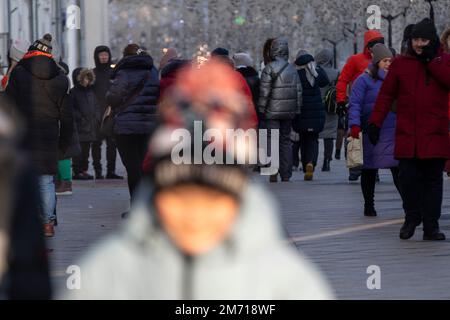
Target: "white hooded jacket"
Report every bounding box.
[63,182,334,300]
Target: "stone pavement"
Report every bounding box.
[50,147,450,300]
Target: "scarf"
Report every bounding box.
[298,61,319,87]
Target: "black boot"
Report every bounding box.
[423,230,446,241]
[399,221,418,240]
[335,149,341,160]
[107,172,124,180]
[322,158,331,172]
[364,205,377,217]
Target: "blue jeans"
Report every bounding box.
[38,175,57,224]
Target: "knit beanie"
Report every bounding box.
[232,52,254,68]
[411,18,437,41]
[146,62,256,201]
[29,34,53,54]
[371,43,393,65]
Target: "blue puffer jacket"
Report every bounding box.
[107,54,160,135]
[349,68,398,169]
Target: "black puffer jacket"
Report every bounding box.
[258,38,301,120]
[6,54,73,175]
[294,55,330,134]
[236,67,260,118]
[106,54,160,135]
[93,46,113,116]
[69,68,101,142]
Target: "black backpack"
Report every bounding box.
[324,73,339,114]
[324,85,337,114]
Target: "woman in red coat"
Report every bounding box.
[368,19,450,241]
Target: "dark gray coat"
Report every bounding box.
[316,49,340,140]
[258,38,302,120]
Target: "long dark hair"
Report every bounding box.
[263,38,275,65]
[368,63,382,82]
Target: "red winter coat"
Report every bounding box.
[336,30,384,103]
[369,53,450,160]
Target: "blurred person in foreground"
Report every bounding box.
[0,97,51,299]
[64,62,333,300]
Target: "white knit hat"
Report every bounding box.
[9,39,30,62]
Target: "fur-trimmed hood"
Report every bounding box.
[72,68,96,88]
[441,28,450,53]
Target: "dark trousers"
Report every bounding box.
[293,140,301,169]
[398,159,445,233]
[323,138,334,160]
[92,136,117,174]
[266,119,293,179]
[115,134,149,203]
[73,142,92,174]
[361,168,401,208]
[299,132,319,171]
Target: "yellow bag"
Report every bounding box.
[346,133,364,168]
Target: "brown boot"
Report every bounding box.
[304,163,314,181]
[44,224,55,237]
[56,180,73,196]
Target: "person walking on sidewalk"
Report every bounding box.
[5,34,73,237]
[92,46,122,180]
[70,68,101,181]
[106,44,159,211]
[294,50,329,181]
[336,30,385,181]
[348,44,401,217]
[258,37,302,183]
[369,19,450,241]
[315,48,339,172]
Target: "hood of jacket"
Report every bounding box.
[112,54,154,77]
[236,66,258,78]
[270,37,289,61]
[94,45,112,69]
[72,68,96,89]
[315,49,334,68]
[19,55,61,80]
[364,30,384,56]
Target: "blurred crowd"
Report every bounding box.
[0,15,449,299]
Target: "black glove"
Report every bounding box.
[418,41,439,64]
[337,101,348,117]
[367,123,381,146]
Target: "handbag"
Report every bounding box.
[346,133,364,168]
[100,72,151,137]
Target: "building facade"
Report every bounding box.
[0,0,109,77]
